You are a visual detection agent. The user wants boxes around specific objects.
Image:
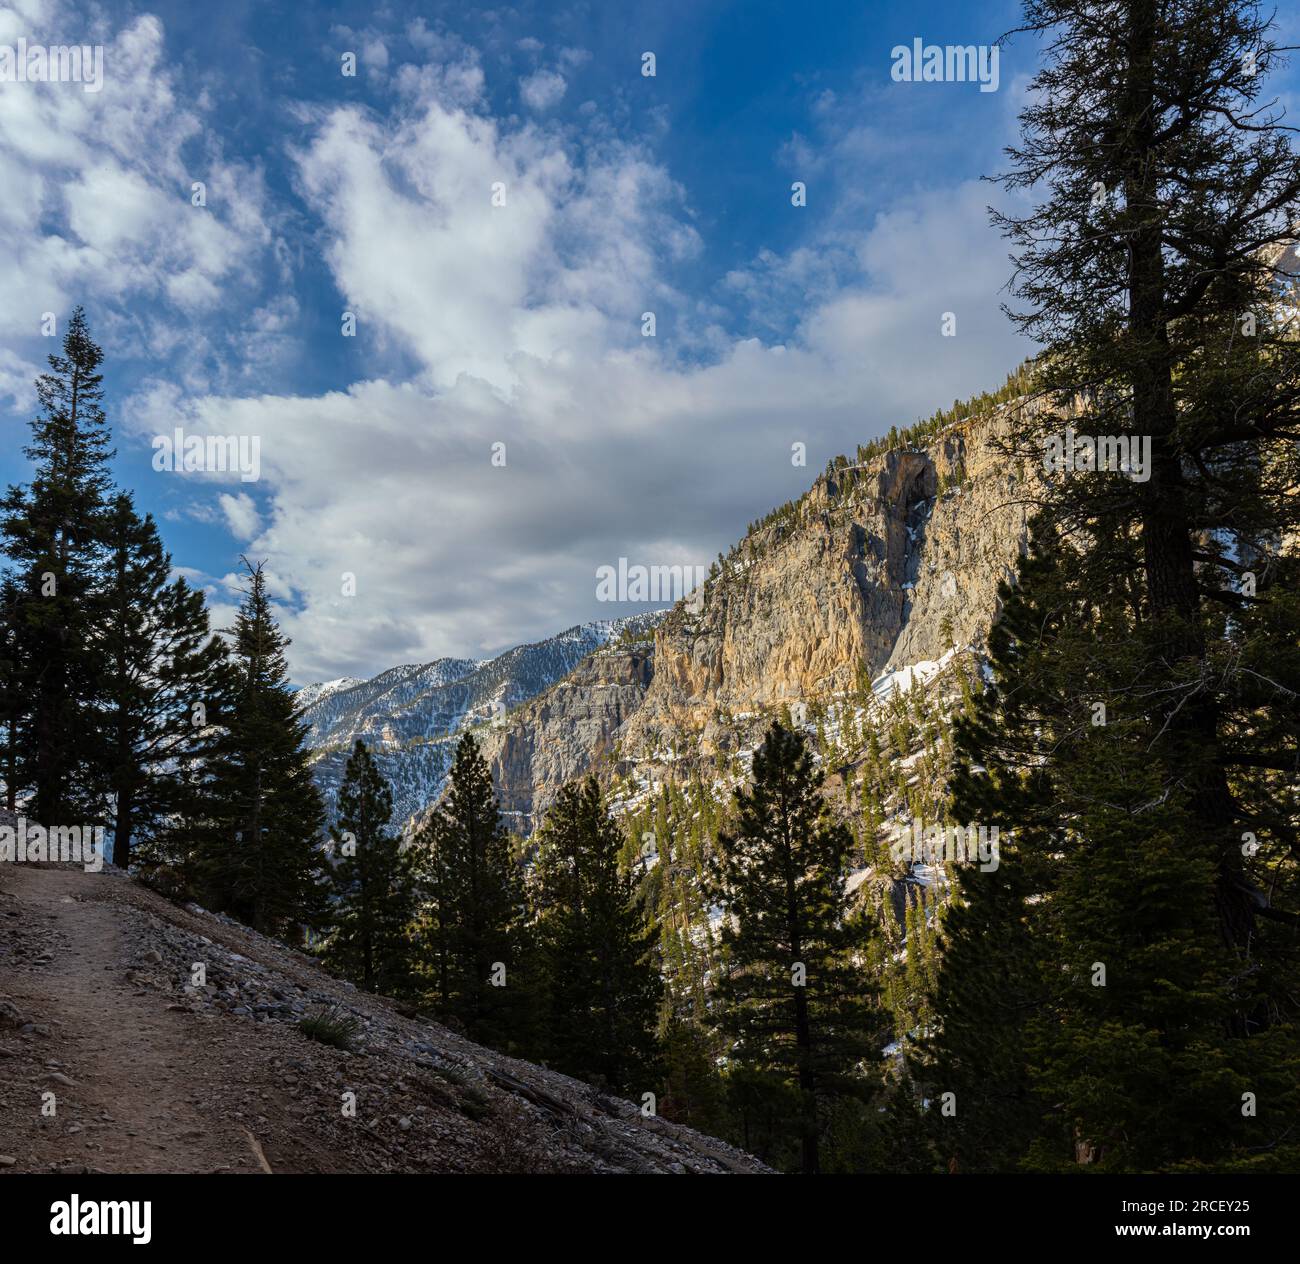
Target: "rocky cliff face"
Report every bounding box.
[302,403,1037,835]
[632,414,1025,725]
[481,406,1036,830]
[474,645,654,830]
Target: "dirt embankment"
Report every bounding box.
[0,862,766,1175]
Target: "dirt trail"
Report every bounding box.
[0,862,768,1174]
[0,864,261,1173]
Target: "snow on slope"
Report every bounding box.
[300,613,665,831]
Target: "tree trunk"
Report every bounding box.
[1124,0,1256,1000]
[115,790,134,872]
[4,709,15,812]
[793,983,819,1175]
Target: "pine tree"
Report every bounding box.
[873,1072,939,1175]
[928,521,1300,1171]
[922,0,1300,1173]
[0,307,113,821]
[658,1015,726,1135]
[532,776,661,1095]
[924,536,1090,1171]
[99,492,227,870]
[990,0,1300,1016]
[722,1063,803,1172]
[415,732,530,1050]
[192,559,327,938]
[323,740,419,996]
[0,578,21,812]
[708,721,885,1174]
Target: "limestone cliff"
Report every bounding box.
[474,645,654,830]
[482,406,1036,830]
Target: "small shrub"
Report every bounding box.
[458,1084,492,1121]
[299,1005,362,1051]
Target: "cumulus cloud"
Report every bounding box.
[4,5,1033,683]
[519,68,566,111]
[0,1,280,381]
[127,161,1028,682]
[0,345,36,409]
[218,491,261,540]
[289,87,698,393]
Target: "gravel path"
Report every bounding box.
[0,862,767,1175]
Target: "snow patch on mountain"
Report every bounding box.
[301,612,666,831]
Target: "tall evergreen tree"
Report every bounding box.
[0,307,113,821]
[532,776,661,1095]
[323,739,419,995]
[415,732,530,1050]
[0,577,21,812]
[930,521,1300,1170]
[707,721,885,1175]
[990,0,1300,1010]
[99,492,227,870]
[658,1015,727,1136]
[924,529,1129,1169]
[192,559,327,938]
[925,0,1300,1173]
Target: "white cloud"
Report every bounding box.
[0,346,36,409]
[218,491,261,540]
[127,165,1028,682]
[0,2,278,381]
[289,89,697,393]
[519,68,566,111]
[5,8,1033,683]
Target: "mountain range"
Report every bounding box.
[298,613,666,829]
[299,382,1038,847]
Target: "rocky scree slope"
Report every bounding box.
[0,855,766,1174]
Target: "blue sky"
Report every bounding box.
[3,0,1292,681]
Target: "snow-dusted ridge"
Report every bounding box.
[299,612,666,830]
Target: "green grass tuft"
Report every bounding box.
[298,1005,362,1051]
